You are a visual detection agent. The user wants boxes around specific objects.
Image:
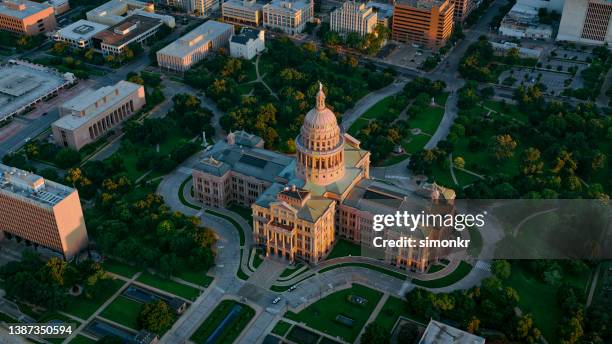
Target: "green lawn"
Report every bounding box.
[67,335,97,344]
[229,204,254,225]
[434,92,450,106]
[178,176,200,210]
[63,278,125,320]
[272,320,292,336]
[326,239,361,259]
[412,261,472,288]
[252,249,264,270]
[99,296,142,330]
[137,272,200,300]
[102,259,140,278]
[279,263,305,278]
[319,262,408,280]
[174,269,214,288]
[348,118,370,136]
[285,284,383,343]
[206,209,246,245]
[402,134,430,154]
[483,100,528,123]
[372,296,427,334]
[190,300,255,343]
[409,106,445,134]
[361,96,395,120]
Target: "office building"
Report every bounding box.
[53,19,109,49]
[451,0,477,22]
[86,0,175,27]
[392,0,455,48]
[557,0,612,45]
[46,0,70,15]
[366,2,393,27]
[0,0,56,35]
[51,80,145,150]
[0,60,75,122]
[517,0,565,13]
[192,0,218,15]
[0,163,89,259]
[92,14,164,55]
[192,84,455,268]
[330,1,377,36]
[499,2,553,39]
[419,320,486,344]
[156,20,233,71]
[263,0,314,35]
[230,27,265,60]
[222,0,263,26]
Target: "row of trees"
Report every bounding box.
[319,23,391,56]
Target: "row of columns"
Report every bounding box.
[88,100,134,140]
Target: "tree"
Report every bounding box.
[138,300,175,334]
[491,260,511,280]
[453,156,466,169]
[521,148,543,175]
[360,323,389,344]
[491,134,517,160]
[55,148,81,168]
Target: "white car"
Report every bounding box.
[272,297,281,304]
[289,285,297,292]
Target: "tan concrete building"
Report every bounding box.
[392,0,455,48]
[330,1,378,36]
[156,20,234,72]
[0,0,56,35]
[557,0,612,45]
[263,0,314,35]
[93,14,164,55]
[51,80,145,151]
[451,0,475,22]
[192,84,455,269]
[0,163,89,259]
[222,0,263,26]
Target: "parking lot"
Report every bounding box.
[382,43,433,69]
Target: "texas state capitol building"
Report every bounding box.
[192,84,455,271]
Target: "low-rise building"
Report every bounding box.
[557,0,612,46]
[366,1,393,27]
[192,0,219,16]
[0,0,57,35]
[92,14,163,55]
[51,80,145,151]
[498,2,553,39]
[46,0,70,15]
[330,1,377,36]
[0,163,89,259]
[262,0,314,35]
[230,27,264,60]
[222,0,263,26]
[156,20,233,71]
[392,0,455,48]
[491,41,542,59]
[419,320,486,344]
[0,60,75,122]
[87,0,175,27]
[53,19,109,49]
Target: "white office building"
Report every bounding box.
[263,0,313,35]
[230,27,265,60]
[157,20,234,71]
[87,0,175,27]
[53,19,109,49]
[330,1,377,36]
[557,0,612,45]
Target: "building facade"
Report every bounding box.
[192,84,455,269]
[51,80,145,151]
[499,2,553,39]
[230,27,265,60]
[92,14,163,55]
[53,19,109,49]
[87,0,175,27]
[557,0,612,45]
[192,0,219,16]
[222,0,263,26]
[263,0,314,35]
[0,163,89,259]
[157,20,234,71]
[392,0,455,48]
[451,0,476,22]
[330,1,377,36]
[0,0,56,35]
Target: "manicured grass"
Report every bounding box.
[402,134,430,154]
[174,269,214,288]
[271,320,292,336]
[206,209,246,246]
[229,204,254,224]
[286,326,320,344]
[190,300,255,343]
[103,259,140,278]
[137,272,200,300]
[67,335,97,344]
[348,118,370,136]
[252,249,264,269]
[427,264,446,273]
[372,296,427,334]
[285,284,383,343]
[380,154,409,166]
[279,263,304,278]
[99,296,142,330]
[361,96,395,120]
[483,100,528,123]
[409,106,445,134]
[434,92,449,106]
[319,262,408,280]
[178,176,200,210]
[412,261,472,288]
[326,239,361,259]
[63,278,125,320]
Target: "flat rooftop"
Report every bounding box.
[93,14,162,47]
[0,0,52,19]
[0,163,74,207]
[223,0,264,10]
[265,0,311,12]
[395,0,446,9]
[55,19,109,41]
[419,320,485,344]
[53,80,141,130]
[87,0,150,20]
[0,60,74,121]
[231,28,262,45]
[157,20,233,58]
